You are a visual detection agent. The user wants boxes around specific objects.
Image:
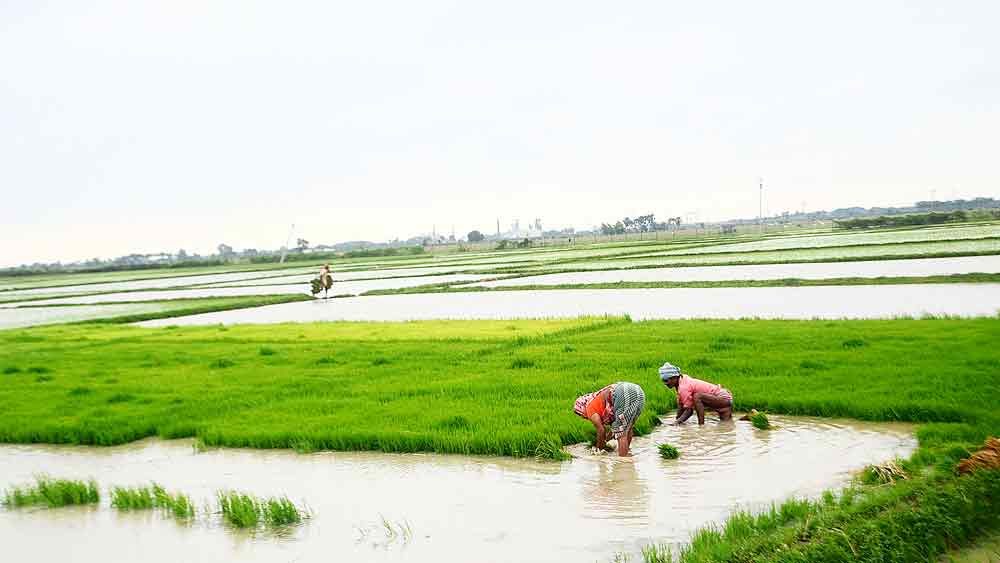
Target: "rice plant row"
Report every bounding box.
[4,478,304,531]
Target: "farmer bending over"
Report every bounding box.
[659,362,733,425]
[573,382,646,456]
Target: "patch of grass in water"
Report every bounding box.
[658,443,680,459]
[3,477,100,508]
[111,485,155,510]
[218,491,305,529]
[750,411,771,430]
[152,484,195,518]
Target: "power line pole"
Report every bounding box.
[759,178,764,233]
[279,223,294,264]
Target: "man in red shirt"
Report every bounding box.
[659,362,733,425]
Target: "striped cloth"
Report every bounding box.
[610,382,645,439]
[658,362,681,381]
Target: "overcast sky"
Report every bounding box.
[2,1,997,266]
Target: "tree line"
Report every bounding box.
[599,214,682,235]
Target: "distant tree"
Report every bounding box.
[177,249,188,260]
[217,244,234,257]
[467,230,485,242]
[296,238,310,251]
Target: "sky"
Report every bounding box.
[1,1,998,266]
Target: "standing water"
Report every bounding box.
[0,416,915,563]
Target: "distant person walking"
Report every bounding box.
[317,263,333,299]
[573,382,646,457]
[659,362,733,425]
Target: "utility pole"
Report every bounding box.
[279,223,294,264]
[759,178,764,233]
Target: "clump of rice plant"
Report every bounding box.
[34,374,54,383]
[263,497,302,526]
[68,386,93,396]
[210,358,235,369]
[3,477,99,508]
[658,443,680,460]
[259,346,276,356]
[152,484,195,518]
[27,366,51,374]
[842,338,867,348]
[510,358,535,369]
[3,366,21,374]
[111,485,155,510]
[750,411,771,430]
[642,542,674,563]
[371,357,390,366]
[218,491,304,529]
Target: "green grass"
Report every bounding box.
[218,491,303,528]
[3,477,100,508]
[658,443,680,459]
[151,484,195,518]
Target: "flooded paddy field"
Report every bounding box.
[0,303,177,329]
[1,274,494,309]
[0,416,915,563]
[139,283,1000,326]
[518,238,1000,272]
[474,255,1000,287]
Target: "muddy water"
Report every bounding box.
[139,284,1000,326]
[475,256,1000,287]
[0,416,914,563]
[0,303,174,330]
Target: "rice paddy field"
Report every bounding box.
[2,221,1000,562]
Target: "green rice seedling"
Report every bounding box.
[68,386,93,396]
[217,491,305,529]
[842,338,867,348]
[34,374,54,383]
[26,366,51,374]
[3,366,21,374]
[371,357,390,366]
[658,443,680,459]
[4,477,99,508]
[111,485,155,510]
[262,497,302,526]
[750,411,771,430]
[259,346,276,356]
[209,358,235,369]
[151,484,194,518]
[642,542,674,563]
[218,491,260,528]
[106,393,135,404]
[510,358,535,369]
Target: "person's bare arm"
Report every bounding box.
[589,413,606,450]
[675,408,694,424]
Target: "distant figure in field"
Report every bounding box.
[659,362,733,425]
[573,382,646,457]
[317,263,333,299]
